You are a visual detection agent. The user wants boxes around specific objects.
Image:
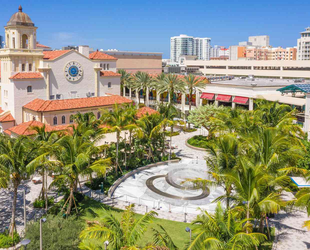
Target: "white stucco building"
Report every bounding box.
[170,34,211,62]
[297,27,310,60]
[0,6,131,135]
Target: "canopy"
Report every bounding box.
[216,94,232,102]
[201,93,215,100]
[233,96,249,104]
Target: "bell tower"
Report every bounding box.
[4,5,37,49]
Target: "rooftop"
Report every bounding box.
[23,95,132,112]
[136,107,159,118]
[100,71,121,77]
[43,50,71,60]
[89,51,117,60]
[211,78,298,88]
[7,6,34,27]
[10,72,43,80]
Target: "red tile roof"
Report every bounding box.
[24,95,133,112]
[0,112,15,122]
[136,107,159,118]
[5,121,74,136]
[9,72,43,80]
[36,43,50,48]
[43,50,71,60]
[100,71,121,77]
[0,107,4,114]
[89,51,117,60]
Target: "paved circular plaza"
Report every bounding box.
[113,158,225,215]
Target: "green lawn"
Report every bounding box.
[79,196,191,249]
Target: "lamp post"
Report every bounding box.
[40,218,47,250]
[185,227,192,243]
[20,239,31,250]
[23,189,26,233]
[104,240,110,250]
[124,132,128,168]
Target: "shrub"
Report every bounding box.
[33,197,54,208]
[187,135,209,148]
[183,127,197,133]
[164,131,180,137]
[25,215,83,250]
[0,231,20,248]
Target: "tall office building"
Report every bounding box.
[248,35,270,47]
[170,34,211,62]
[297,27,310,60]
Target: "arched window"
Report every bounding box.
[103,64,106,70]
[6,34,9,48]
[97,112,101,119]
[22,34,28,49]
[107,64,109,70]
[53,116,57,125]
[22,64,25,72]
[70,115,74,123]
[33,116,36,121]
[29,64,32,71]
[62,115,66,124]
[27,86,32,93]
[12,38,15,48]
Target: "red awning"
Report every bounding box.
[216,94,232,102]
[201,93,215,100]
[233,96,249,104]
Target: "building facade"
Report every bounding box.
[297,27,310,60]
[0,6,130,133]
[248,35,270,47]
[102,50,163,74]
[180,57,310,79]
[170,34,211,62]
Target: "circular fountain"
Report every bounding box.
[113,159,225,214]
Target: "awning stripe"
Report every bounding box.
[233,96,249,104]
[216,94,232,102]
[201,93,215,100]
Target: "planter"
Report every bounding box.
[185,139,207,151]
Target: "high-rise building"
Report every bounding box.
[248,35,270,47]
[297,27,310,60]
[170,34,211,62]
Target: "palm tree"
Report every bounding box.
[51,135,110,215]
[182,74,208,111]
[157,74,186,104]
[187,202,266,250]
[118,69,132,96]
[136,113,166,161]
[80,204,157,249]
[100,104,132,172]
[0,136,36,236]
[222,158,287,236]
[133,71,153,106]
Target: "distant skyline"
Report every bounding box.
[0,0,309,58]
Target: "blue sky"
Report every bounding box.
[0,0,309,58]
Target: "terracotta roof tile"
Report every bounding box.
[9,72,43,80]
[89,51,117,60]
[36,43,50,48]
[0,113,15,122]
[0,107,4,114]
[4,129,11,136]
[24,95,132,112]
[43,50,71,60]
[136,107,159,118]
[100,71,121,77]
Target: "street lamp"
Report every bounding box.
[104,240,110,250]
[20,239,31,250]
[185,227,192,243]
[40,218,47,250]
[124,132,128,167]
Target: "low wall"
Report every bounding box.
[185,139,207,151]
[108,159,180,197]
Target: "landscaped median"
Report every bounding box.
[186,135,209,151]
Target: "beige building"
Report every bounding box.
[102,50,163,74]
[180,57,310,79]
